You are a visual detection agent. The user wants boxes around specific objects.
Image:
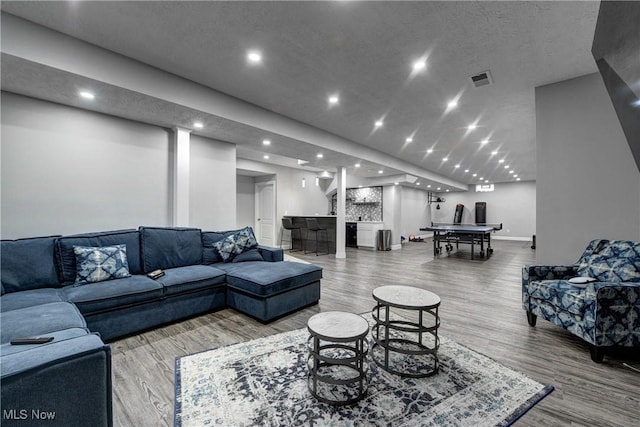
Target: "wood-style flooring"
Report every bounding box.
[111,240,640,426]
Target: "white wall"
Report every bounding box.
[189,135,236,230]
[1,92,171,238]
[399,186,430,238]
[430,181,536,241]
[1,92,238,238]
[536,72,640,264]
[236,175,256,229]
[236,158,330,238]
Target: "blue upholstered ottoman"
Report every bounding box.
[216,261,322,322]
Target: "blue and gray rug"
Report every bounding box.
[175,317,552,426]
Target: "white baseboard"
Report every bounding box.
[492,236,531,242]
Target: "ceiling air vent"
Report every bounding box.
[470,70,493,88]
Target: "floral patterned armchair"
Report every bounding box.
[522,239,640,362]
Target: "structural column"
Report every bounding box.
[172,127,191,227]
[335,166,347,259]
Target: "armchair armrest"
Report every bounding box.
[522,264,578,285]
[257,245,284,262]
[593,282,640,347]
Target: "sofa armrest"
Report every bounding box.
[1,335,112,426]
[257,245,284,262]
[522,264,578,285]
[593,282,640,347]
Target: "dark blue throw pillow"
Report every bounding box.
[232,248,264,263]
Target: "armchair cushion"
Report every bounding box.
[527,280,594,316]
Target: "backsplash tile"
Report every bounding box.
[331,186,383,222]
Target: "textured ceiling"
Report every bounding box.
[1,1,600,187]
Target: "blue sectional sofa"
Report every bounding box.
[522,239,640,363]
[1,226,322,426]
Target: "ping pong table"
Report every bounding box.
[419,223,503,259]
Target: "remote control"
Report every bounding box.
[11,337,54,345]
[147,269,165,279]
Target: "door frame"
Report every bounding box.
[254,180,277,246]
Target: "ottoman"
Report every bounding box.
[216,261,322,322]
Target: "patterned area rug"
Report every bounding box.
[174,315,553,426]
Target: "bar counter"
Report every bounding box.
[283,215,337,254]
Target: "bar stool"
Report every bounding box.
[280,217,302,251]
[305,217,329,256]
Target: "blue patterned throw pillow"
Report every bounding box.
[74,244,131,285]
[235,227,259,253]
[213,234,238,262]
[212,227,259,263]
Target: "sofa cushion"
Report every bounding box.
[1,236,61,293]
[55,229,142,284]
[74,244,132,285]
[0,327,89,357]
[577,240,640,283]
[528,280,594,316]
[62,275,162,315]
[217,261,322,297]
[0,302,87,344]
[140,226,202,272]
[0,288,64,312]
[155,265,226,296]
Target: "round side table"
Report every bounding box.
[371,285,441,378]
[306,311,370,405]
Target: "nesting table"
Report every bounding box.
[306,311,370,405]
[371,285,441,378]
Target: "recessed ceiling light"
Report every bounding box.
[446,189,450,192]
[464,169,469,173]
[514,174,518,177]
[455,164,460,168]
[193,122,204,129]
[427,184,431,188]
[406,137,413,143]
[427,148,434,154]
[479,177,484,180]
[447,99,458,109]
[79,91,95,100]
[491,150,498,155]
[378,170,384,174]
[263,155,269,159]
[416,182,421,186]
[509,170,514,174]
[358,185,363,188]
[262,139,271,145]
[437,187,441,191]
[499,159,505,163]
[394,182,399,186]
[472,173,477,177]
[442,157,448,162]
[504,165,510,169]
[374,120,384,128]
[481,138,489,145]
[317,153,323,158]
[247,50,262,64]
[355,163,361,168]
[517,178,521,181]
[412,59,426,72]
[467,123,477,131]
[328,95,339,105]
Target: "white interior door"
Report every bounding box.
[255,181,276,246]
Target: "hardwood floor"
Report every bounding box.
[111,240,640,426]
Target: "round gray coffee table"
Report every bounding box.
[307,311,369,405]
[371,285,441,378]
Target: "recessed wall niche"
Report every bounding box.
[331,186,383,222]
